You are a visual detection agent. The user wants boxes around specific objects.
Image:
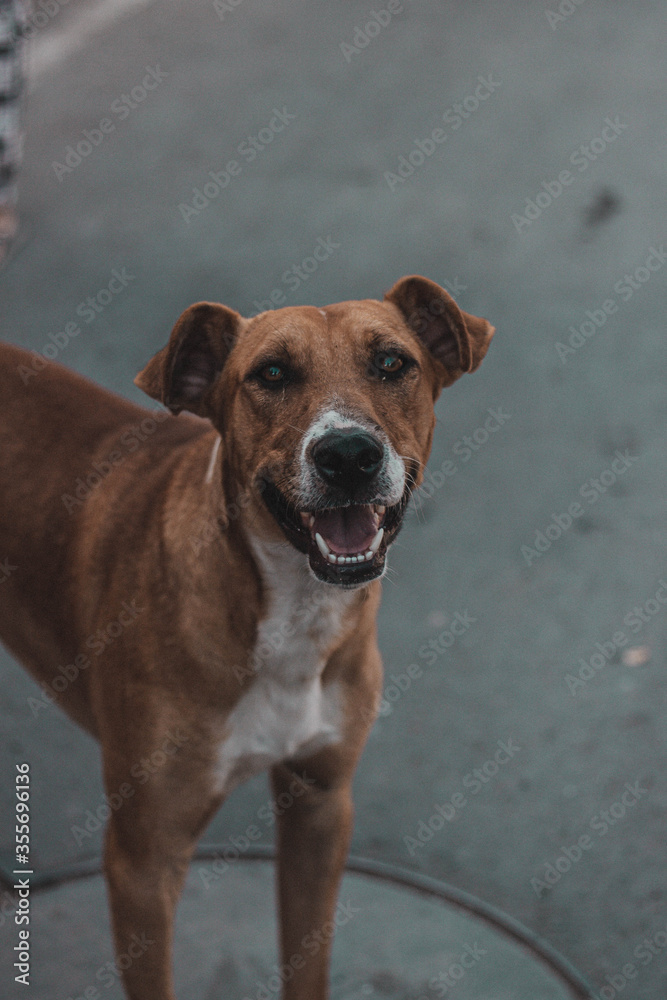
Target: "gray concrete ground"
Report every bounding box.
[1,0,666,997]
[0,861,582,999]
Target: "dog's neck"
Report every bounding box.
[250,526,360,668]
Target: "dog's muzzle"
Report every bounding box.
[259,427,409,587]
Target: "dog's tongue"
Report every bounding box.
[312,505,378,555]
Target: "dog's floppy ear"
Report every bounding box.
[135,302,244,415]
[384,275,495,385]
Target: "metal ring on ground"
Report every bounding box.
[199,844,598,1000]
[0,846,597,999]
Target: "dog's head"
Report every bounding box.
[135,276,494,588]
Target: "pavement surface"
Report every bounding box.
[0,859,584,1000]
[1,0,667,997]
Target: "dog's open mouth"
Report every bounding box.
[260,481,407,586]
[303,505,386,565]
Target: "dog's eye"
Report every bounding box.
[259,364,286,384]
[374,352,405,378]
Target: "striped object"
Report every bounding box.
[0,0,26,255]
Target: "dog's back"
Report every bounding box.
[0,343,206,731]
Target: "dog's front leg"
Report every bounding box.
[104,821,184,1000]
[270,745,363,1000]
[101,745,223,1000]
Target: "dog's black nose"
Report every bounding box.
[312,430,384,489]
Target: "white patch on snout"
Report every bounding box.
[298,407,405,510]
[213,540,354,797]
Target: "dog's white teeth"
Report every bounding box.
[308,514,315,529]
[315,527,384,567]
[300,512,310,528]
[375,505,386,516]
[368,527,384,555]
[315,532,330,558]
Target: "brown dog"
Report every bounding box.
[0,276,494,999]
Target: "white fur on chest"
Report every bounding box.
[214,542,354,796]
